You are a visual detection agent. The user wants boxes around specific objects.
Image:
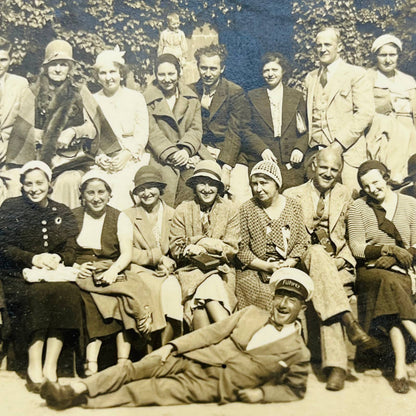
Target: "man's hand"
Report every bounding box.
[237,388,264,403]
[95,154,112,170]
[290,149,303,165]
[148,344,174,363]
[261,148,277,163]
[56,128,76,150]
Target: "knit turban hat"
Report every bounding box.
[250,160,283,189]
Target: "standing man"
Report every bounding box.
[284,147,376,391]
[0,37,28,202]
[41,268,313,409]
[191,43,251,202]
[305,27,374,193]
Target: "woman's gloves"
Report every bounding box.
[32,253,61,270]
[381,245,414,269]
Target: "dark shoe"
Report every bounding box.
[326,367,346,391]
[391,378,410,394]
[40,380,85,409]
[345,321,379,350]
[26,374,43,394]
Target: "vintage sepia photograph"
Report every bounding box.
[0,0,416,414]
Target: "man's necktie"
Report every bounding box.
[319,66,328,88]
[316,193,325,218]
[201,211,210,235]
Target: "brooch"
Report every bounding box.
[55,217,62,225]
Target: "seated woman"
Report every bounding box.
[236,160,310,311]
[243,51,308,191]
[124,165,183,346]
[92,47,150,210]
[144,53,211,207]
[169,160,239,329]
[366,34,416,184]
[73,170,151,376]
[5,40,118,208]
[0,161,82,392]
[348,160,416,394]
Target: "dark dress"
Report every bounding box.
[73,206,123,340]
[0,196,82,355]
[348,195,416,333]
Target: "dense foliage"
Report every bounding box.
[0,0,241,86]
[292,0,416,87]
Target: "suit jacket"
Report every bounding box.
[171,305,310,403]
[305,59,374,168]
[284,181,355,266]
[244,85,308,165]
[124,201,174,267]
[191,77,249,167]
[0,73,28,164]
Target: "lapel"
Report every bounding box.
[300,183,316,233]
[307,69,319,127]
[132,205,157,249]
[249,87,274,132]
[281,86,298,135]
[1,74,15,122]
[172,93,189,123]
[328,183,345,233]
[325,59,348,107]
[159,202,173,253]
[208,78,228,121]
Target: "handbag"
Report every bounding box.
[189,253,222,273]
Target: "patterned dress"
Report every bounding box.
[236,197,310,311]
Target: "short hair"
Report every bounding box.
[194,44,228,67]
[261,51,292,79]
[357,160,390,189]
[0,36,12,54]
[155,53,181,76]
[133,182,165,196]
[167,12,180,21]
[316,26,341,44]
[20,168,53,195]
[188,176,224,197]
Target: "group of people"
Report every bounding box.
[0,23,415,410]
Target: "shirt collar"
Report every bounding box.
[203,79,220,96]
[267,82,283,99]
[323,57,342,76]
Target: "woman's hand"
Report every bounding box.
[56,128,76,150]
[383,245,413,269]
[183,244,207,257]
[111,150,132,172]
[267,258,298,273]
[97,267,119,285]
[77,262,96,279]
[32,253,61,270]
[197,237,224,254]
[156,255,176,276]
[374,255,397,269]
[170,149,189,167]
[95,154,112,170]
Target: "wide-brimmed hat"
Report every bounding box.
[185,160,224,194]
[80,169,112,191]
[250,160,282,189]
[371,34,402,54]
[20,161,52,182]
[270,268,314,302]
[132,166,167,193]
[405,153,416,183]
[43,40,75,65]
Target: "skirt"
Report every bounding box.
[236,269,273,312]
[2,276,83,346]
[356,266,416,333]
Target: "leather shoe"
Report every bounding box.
[391,377,410,394]
[40,380,85,409]
[326,367,346,391]
[26,374,43,394]
[345,321,378,350]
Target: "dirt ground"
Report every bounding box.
[1,365,416,416]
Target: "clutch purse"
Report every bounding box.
[189,253,222,273]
